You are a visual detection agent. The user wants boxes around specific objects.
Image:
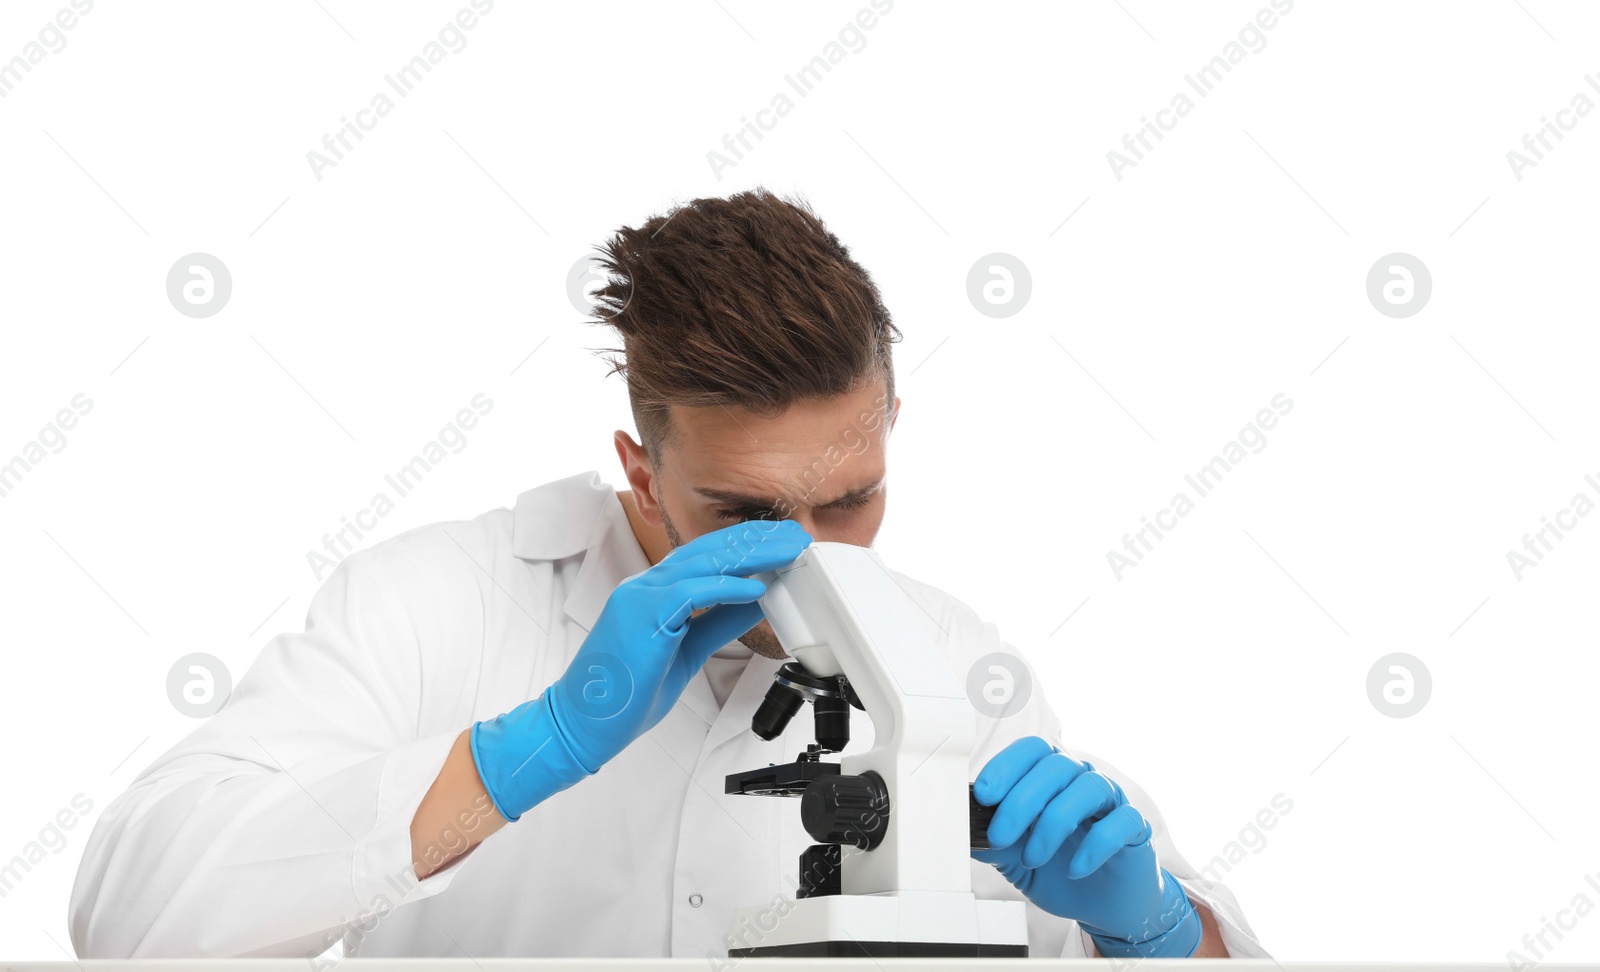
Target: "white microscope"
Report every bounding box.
[723,541,1030,958]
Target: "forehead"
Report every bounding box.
[662,380,889,501]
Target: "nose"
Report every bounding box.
[784,513,817,537]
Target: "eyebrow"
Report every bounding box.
[693,477,885,511]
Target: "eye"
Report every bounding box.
[714,492,874,521]
[715,507,778,522]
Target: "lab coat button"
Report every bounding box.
[688,893,703,908]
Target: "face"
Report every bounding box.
[615,376,899,659]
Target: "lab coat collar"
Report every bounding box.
[510,470,640,638]
[510,470,617,563]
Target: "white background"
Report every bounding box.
[1,0,1596,963]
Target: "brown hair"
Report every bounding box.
[589,188,900,465]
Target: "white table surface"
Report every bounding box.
[0,962,1577,971]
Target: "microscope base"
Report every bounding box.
[725,892,1028,959]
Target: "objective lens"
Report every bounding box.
[813,694,850,753]
[752,681,805,740]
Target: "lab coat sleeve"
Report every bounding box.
[887,569,1272,959]
[68,537,486,959]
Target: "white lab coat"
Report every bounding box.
[69,470,1271,960]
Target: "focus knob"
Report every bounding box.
[800,771,890,850]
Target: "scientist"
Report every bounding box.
[70,188,1267,961]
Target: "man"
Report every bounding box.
[69,189,1267,960]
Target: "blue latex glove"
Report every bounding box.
[972,736,1202,958]
[471,518,812,821]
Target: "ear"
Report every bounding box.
[889,396,902,432]
[613,430,663,524]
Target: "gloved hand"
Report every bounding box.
[972,736,1202,958]
[472,517,812,822]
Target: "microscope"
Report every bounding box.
[723,541,1029,958]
